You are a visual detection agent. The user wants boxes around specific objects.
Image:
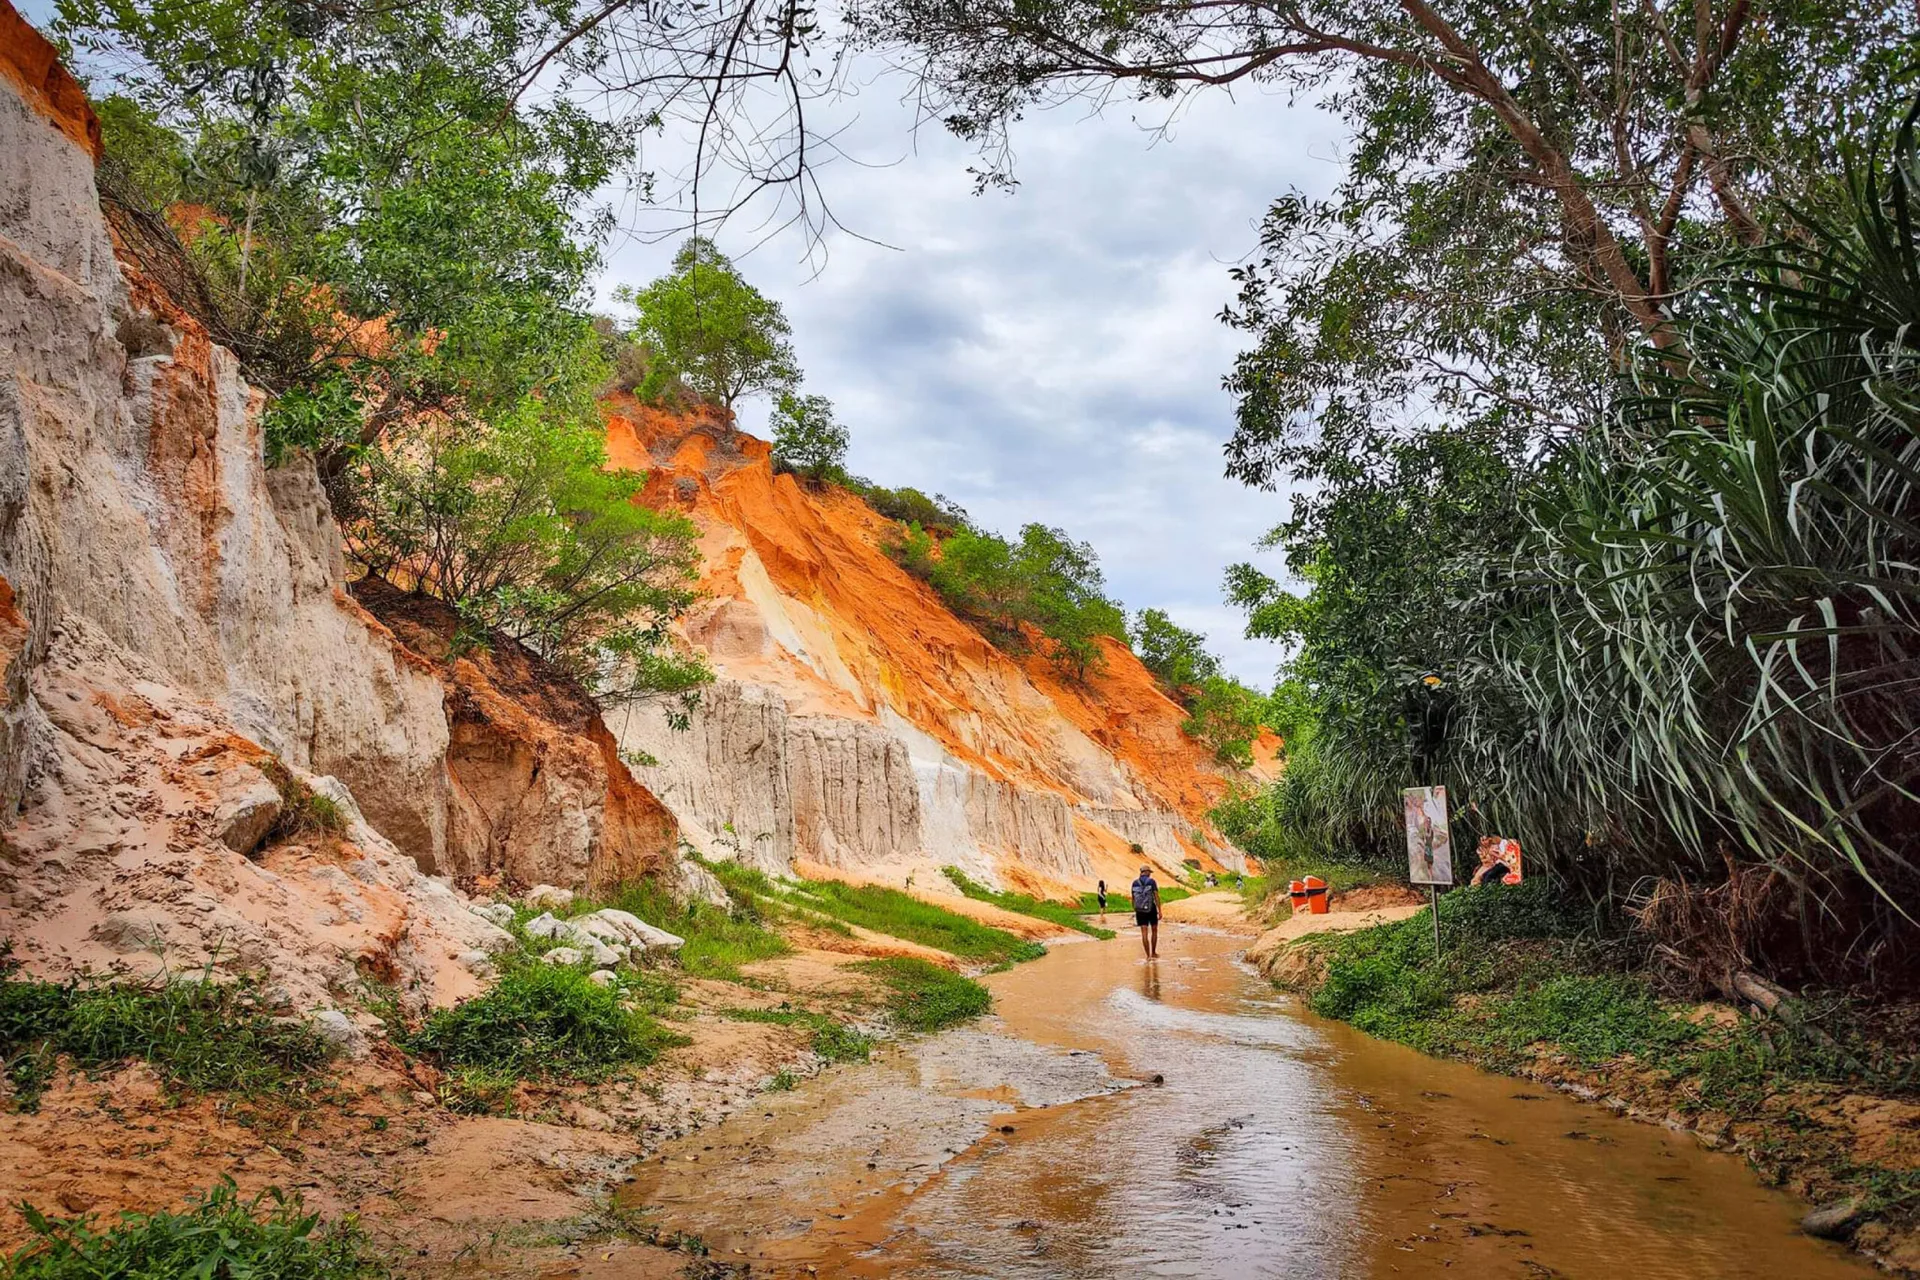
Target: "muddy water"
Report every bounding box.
[624,927,1867,1278]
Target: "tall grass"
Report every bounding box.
[591,875,790,980]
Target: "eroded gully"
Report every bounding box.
[621,923,1868,1278]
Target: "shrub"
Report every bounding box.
[0,1179,385,1280]
[258,757,349,843]
[337,405,712,709]
[888,522,1127,680]
[1179,676,1269,767]
[851,957,991,1031]
[407,962,682,1087]
[769,391,848,484]
[1129,608,1220,698]
[0,954,335,1110]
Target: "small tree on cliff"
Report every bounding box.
[1129,608,1220,700]
[617,238,799,412]
[770,391,849,485]
[338,404,712,714]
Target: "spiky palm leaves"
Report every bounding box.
[1464,103,1920,952]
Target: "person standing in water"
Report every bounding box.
[1096,879,1108,918]
[1130,865,1162,958]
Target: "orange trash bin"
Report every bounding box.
[1303,875,1330,914]
[1289,880,1307,911]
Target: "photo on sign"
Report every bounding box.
[1403,785,1453,885]
[1475,836,1523,886]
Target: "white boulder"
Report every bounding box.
[525,884,576,911]
[572,908,685,953]
[541,946,585,967]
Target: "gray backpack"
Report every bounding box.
[1130,876,1156,911]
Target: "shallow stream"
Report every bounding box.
[624,925,1867,1277]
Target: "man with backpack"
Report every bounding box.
[1130,866,1162,958]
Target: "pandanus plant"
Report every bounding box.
[1462,98,1920,970]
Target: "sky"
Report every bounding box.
[25,0,1347,685]
[591,69,1348,685]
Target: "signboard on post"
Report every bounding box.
[1403,785,1454,886]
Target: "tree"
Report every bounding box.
[770,391,848,483]
[1129,608,1219,697]
[338,404,711,711]
[617,237,799,411]
[60,0,632,471]
[1180,677,1269,769]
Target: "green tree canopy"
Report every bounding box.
[1129,608,1220,696]
[770,391,849,483]
[617,237,800,411]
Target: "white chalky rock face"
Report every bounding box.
[0,54,521,1013]
[524,884,576,912]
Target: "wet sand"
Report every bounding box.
[622,924,1868,1278]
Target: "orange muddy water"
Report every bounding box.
[623,926,1867,1278]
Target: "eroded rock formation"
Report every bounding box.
[603,398,1256,896]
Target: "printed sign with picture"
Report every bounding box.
[1475,836,1523,886]
[1403,785,1453,885]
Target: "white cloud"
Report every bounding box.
[600,68,1342,685]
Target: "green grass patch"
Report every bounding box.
[407,961,685,1100]
[710,864,1044,967]
[941,867,1114,939]
[851,957,992,1032]
[0,1178,385,1279]
[1,954,335,1110]
[588,875,790,981]
[718,1003,873,1064]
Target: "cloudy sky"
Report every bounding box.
[592,69,1347,685]
[28,0,1347,685]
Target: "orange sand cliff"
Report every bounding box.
[603,397,1258,896]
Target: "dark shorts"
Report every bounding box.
[1135,908,1158,927]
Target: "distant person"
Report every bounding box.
[1130,865,1162,958]
[1096,879,1108,918]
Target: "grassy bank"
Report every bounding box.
[1271,883,1920,1256]
[0,955,336,1111]
[941,868,1114,939]
[705,861,1046,968]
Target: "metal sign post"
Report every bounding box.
[1404,784,1453,960]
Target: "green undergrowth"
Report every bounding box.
[941,867,1113,939]
[1290,881,1920,1218]
[0,1178,386,1279]
[706,861,1044,967]
[583,875,790,980]
[407,960,686,1111]
[0,953,335,1111]
[720,1003,873,1063]
[851,957,992,1032]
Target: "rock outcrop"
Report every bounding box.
[603,399,1257,896]
[351,578,680,894]
[0,10,644,1009]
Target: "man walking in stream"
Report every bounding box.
[1131,865,1162,958]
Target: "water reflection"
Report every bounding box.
[624,926,1872,1280]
